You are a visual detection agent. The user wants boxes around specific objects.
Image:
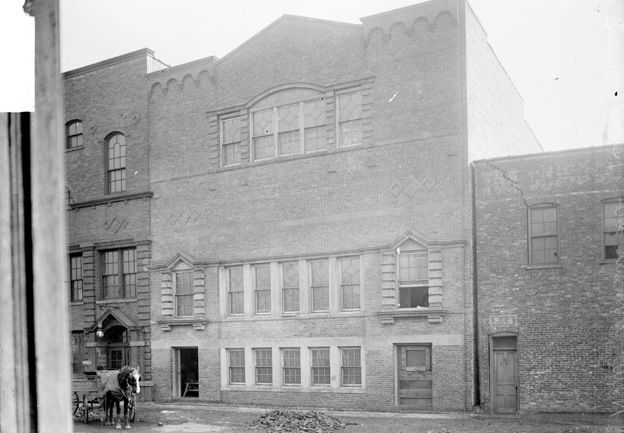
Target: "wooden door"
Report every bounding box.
[397,345,432,409]
[492,336,518,413]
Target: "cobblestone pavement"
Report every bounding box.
[72,401,624,433]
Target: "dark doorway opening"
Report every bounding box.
[177,348,198,398]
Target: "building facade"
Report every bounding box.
[65,49,168,399]
[65,0,541,411]
[474,145,624,413]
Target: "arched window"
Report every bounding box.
[106,133,126,193]
[66,120,83,149]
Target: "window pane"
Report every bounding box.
[531,235,558,264]
[282,261,299,313]
[341,347,361,385]
[255,348,272,384]
[340,257,360,310]
[399,252,428,283]
[229,349,245,384]
[253,135,274,160]
[254,264,271,314]
[278,130,300,156]
[310,260,328,286]
[278,104,299,132]
[406,349,426,369]
[282,349,301,385]
[311,348,330,385]
[304,99,326,128]
[304,126,327,153]
[339,119,362,148]
[228,266,244,314]
[222,117,241,144]
[253,109,273,136]
[70,254,83,302]
[71,332,84,375]
[311,260,329,311]
[400,286,428,308]
[223,142,240,166]
[339,93,361,121]
[102,251,119,299]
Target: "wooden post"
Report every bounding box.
[31,0,73,431]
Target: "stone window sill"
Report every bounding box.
[377,308,445,324]
[523,264,562,270]
[158,316,207,331]
[65,145,84,153]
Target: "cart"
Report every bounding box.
[72,371,136,424]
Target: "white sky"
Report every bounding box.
[2,0,622,152]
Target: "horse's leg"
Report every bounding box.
[115,400,122,429]
[123,398,130,429]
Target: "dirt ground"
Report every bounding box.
[72,401,624,433]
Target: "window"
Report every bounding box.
[398,251,429,308]
[227,266,244,315]
[604,201,622,260]
[175,271,193,316]
[254,348,272,385]
[107,133,126,193]
[253,264,271,314]
[341,347,362,386]
[337,92,362,148]
[251,98,327,161]
[340,256,360,310]
[404,346,431,372]
[221,117,241,166]
[228,349,245,384]
[71,332,84,376]
[529,205,558,265]
[310,259,329,312]
[66,120,83,149]
[101,248,136,299]
[252,109,274,160]
[69,253,83,302]
[311,348,330,385]
[281,261,299,313]
[282,348,301,385]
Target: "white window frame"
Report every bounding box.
[226,266,244,316]
[174,269,194,317]
[253,348,273,385]
[339,256,361,311]
[340,346,362,387]
[397,250,429,309]
[250,95,327,162]
[309,259,329,313]
[281,347,301,386]
[220,115,242,167]
[336,90,363,149]
[528,203,559,266]
[281,261,300,314]
[227,348,246,384]
[252,263,271,315]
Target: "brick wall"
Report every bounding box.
[474,145,624,412]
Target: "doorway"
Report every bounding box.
[490,335,518,413]
[175,348,199,398]
[396,344,432,409]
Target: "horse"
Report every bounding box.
[101,366,141,429]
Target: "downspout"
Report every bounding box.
[471,163,480,407]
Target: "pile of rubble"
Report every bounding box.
[248,409,348,432]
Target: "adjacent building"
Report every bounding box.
[65,0,543,411]
[473,145,624,413]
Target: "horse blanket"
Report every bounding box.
[96,370,131,401]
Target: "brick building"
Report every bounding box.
[473,145,624,413]
[65,0,540,411]
[65,49,168,399]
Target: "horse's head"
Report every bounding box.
[118,366,141,395]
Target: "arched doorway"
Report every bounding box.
[103,325,130,370]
